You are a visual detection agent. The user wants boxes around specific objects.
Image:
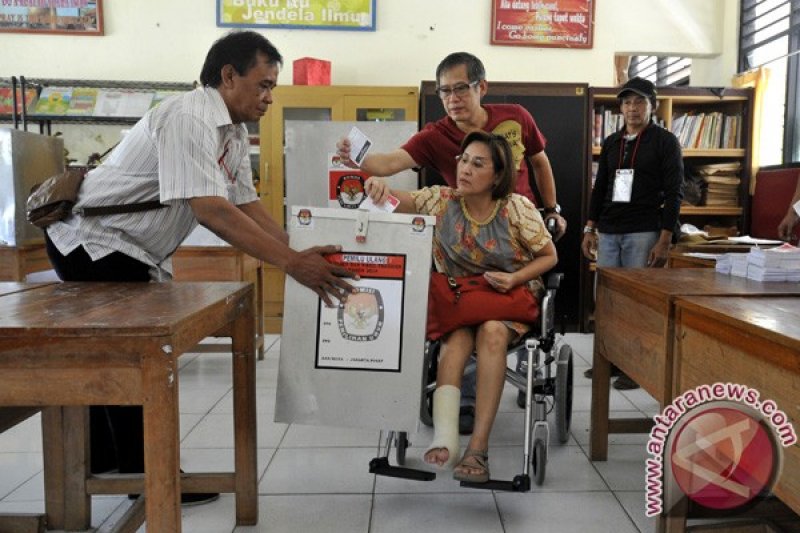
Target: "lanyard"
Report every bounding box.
[218,140,236,184]
[617,129,644,171]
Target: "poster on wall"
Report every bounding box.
[217,0,376,31]
[0,0,103,35]
[491,0,593,49]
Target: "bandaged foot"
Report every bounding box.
[423,385,461,469]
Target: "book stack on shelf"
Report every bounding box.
[670,111,742,149]
[0,86,38,115]
[32,86,185,118]
[592,107,623,147]
[694,162,741,207]
[592,105,667,147]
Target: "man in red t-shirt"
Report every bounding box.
[336,51,566,237]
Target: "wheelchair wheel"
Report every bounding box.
[531,438,547,486]
[555,344,574,444]
[396,432,409,466]
[419,341,439,427]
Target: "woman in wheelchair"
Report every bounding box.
[364,131,557,483]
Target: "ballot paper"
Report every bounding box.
[359,194,399,213]
[347,126,373,166]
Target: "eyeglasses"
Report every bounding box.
[435,80,479,99]
[455,152,489,170]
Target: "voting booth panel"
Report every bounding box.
[276,207,435,432]
[284,121,418,221]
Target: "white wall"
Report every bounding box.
[3,0,737,87]
[2,0,739,161]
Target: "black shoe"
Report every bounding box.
[612,374,640,390]
[128,492,220,506]
[583,366,623,379]
[458,405,475,435]
[180,492,220,506]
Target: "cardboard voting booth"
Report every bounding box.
[276,206,435,432]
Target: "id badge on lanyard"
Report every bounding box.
[613,133,642,203]
[613,169,634,202]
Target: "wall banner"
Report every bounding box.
[491,0,594,49]
[217,0,376,32]
[0,0,103,35]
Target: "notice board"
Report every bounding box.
[276,206,435,432]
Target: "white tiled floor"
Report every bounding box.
[0,333,668,532]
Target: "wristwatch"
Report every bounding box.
[543,203,561,215]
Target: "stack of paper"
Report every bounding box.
[715,253,732,275]
[730,254,749,277]
[695,162,741,207]
[746,244,800,282]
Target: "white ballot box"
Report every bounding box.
[276,206,435,433]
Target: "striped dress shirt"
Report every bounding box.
[48,87,258,280]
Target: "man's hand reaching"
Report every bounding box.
[286,245,359,307]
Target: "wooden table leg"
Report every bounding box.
[657,495,688,533]
[41,407,90,531]
[589,346,611,461]
[256,262,265,361]
[63,407,90,530]
[41,407,65,529]
[232,295,258,526]
[142,348,181,532]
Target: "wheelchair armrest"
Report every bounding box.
[544,272,564,291]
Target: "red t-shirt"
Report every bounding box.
[402,103,547,202]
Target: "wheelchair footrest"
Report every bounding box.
[369,457,436,481]
[460,474,531,492]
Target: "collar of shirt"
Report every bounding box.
[202,86,235,129]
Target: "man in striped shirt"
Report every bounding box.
[45,31,355,503]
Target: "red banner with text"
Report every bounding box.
[491,0,594,49]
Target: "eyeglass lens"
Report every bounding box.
[436,81,476,98]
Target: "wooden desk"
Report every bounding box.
[667,251,716,268]
[0,243,50,281]
[0,282,58,532]
[590,268,800,462]
[673,296,800,519]
[172,246,265,359]
[0,282,258,532]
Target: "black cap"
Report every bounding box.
[616,77,657,105]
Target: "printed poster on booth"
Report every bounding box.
[316,253,406,372]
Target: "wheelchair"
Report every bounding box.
[370,271,574,491]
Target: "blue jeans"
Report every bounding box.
[597,231,660,268]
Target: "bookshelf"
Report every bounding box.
[582,86,754,331]
[0,77,196,133]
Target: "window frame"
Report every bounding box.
[739,0,800,164]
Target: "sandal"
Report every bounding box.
[453,448,490,483]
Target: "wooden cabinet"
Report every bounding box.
[582,86,755,331]
[258,86,418,333]
[419,81,590,331]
